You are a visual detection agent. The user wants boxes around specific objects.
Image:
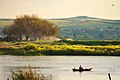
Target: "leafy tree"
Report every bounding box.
[3,14,58,41]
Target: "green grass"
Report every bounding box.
[56,40,120,45]
[0,41,120,56]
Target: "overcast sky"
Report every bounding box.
[0,0,120,19]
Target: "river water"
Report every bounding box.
[0,56,120,80]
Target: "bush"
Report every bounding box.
[10,67,53,80]
[0,42,120,56]
[23,43,39,50]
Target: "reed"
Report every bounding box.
[10,67,52,80]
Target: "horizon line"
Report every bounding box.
[0,15,120,20]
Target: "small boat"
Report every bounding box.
[72,68,92,72]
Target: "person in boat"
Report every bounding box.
[79,65,84,70]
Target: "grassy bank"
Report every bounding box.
[56,40,120,45]
[0,40,120,56]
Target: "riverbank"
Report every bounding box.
[0,40,120,56]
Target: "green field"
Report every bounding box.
[0,18,13,27]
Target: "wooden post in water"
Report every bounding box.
[108,73,111,80]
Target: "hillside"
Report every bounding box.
[48,16,120,40]
[0,16,120,40]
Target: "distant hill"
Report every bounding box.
[50,16,120,40]
[0,18,13,27]
[0,18,13,21]
[0,16,120,40]
[56,16,101,20]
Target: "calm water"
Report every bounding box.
[0,56,120,80]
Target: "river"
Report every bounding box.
[0,56,120,80]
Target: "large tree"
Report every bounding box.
[3,14,58,41]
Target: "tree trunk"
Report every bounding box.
[38,36,42,40]
[25,35,29,41]
[19,35,22,41]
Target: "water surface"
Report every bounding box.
[0,56,120,80]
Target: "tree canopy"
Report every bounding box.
[3,14,58,41]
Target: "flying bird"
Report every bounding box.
[112,4,114,6]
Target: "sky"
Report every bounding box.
[0,0,120,19]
